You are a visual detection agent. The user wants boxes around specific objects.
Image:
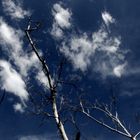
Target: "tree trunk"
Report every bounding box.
[52,94,69,140]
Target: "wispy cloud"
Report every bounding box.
[52,3,72,28]
[49,6,127,78]
[113,63,127,78]
[61,33,95,71]
[36,71,50,89]
[0,17,23,52]
[2,0,31,20]
[0,18,39,76]
[0,17,50,109]
[51,3,72,39]
[60,25,127,78]
[102,11,115,27]
[50,6,128,79]
[13,102,25,113]
[0,60,28,102]
[18,134,58,140]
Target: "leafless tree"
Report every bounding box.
[77,98,140,140]
[25,20,69,140]
[24,19,140,140]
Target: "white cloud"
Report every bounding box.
[36,71,50,89]
[49,7,127,78]
[52,3,72,28]
[0,60,28,101]
[0,18,40,76]
[50,7,128,79]
[61,33,95,71]
[60,25,126,78]
[13,103,25,113]
[16,52,40,76]
[51,3,72,39]
[113,63,126,77]
[102,11,115,27]
[0,17,22,52]
[2,0,30,20]
[0,19,38,76]
[51,23,64,39]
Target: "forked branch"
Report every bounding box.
[25,20,69,140]
[79,100,140,140]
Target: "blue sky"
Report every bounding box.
[0,0,140,140]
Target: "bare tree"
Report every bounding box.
[25,20,69,140]
[24,19,140,140]
[77,98,140,140]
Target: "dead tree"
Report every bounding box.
[24,19,140,140]
[25,20,69,140]
[78,98,140,140]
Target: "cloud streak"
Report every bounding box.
[0,18,50,107]
[0,60,28,102]
[0,18,39,76]
[18,134,58,140]
[2,0,30,20]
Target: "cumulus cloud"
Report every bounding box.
[51,3,72,39]
[0,60,28,101]
[2,0,30,20]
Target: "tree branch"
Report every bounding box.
[25,20,69,140]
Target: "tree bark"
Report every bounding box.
[25,28,69,140]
